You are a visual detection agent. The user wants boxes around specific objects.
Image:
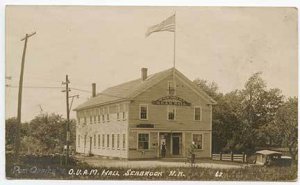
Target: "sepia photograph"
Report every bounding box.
[3,3,299,182]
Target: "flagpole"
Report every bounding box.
[173,12,176,69]
[173,12,176,94]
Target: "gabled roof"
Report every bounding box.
[74,68,216,111]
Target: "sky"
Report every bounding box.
[5,6,298,122]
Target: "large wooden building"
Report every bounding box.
[74,68,216,159]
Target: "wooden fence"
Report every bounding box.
[212,152,247,163]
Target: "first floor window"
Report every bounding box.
[140,105,148,120]
[102,134,105,147]
[98,135,100,148]
[194,106,202,121]
[122,134,126,149]
[138,133,149,149]
[112,134,115,149]
[117,134,120,149]
[107,134,110,147]
[78,135,80,147]
[193,134,203,149]
[167,106,176,120]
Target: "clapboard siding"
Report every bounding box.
[128,75,212,131]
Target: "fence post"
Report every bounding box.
[231,151,233,162]
[220,152,222,161]
[242,152,245,163]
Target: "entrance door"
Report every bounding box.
[172,136,180,155]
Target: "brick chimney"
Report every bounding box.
[141,68,148,81]
[92,83,96,97]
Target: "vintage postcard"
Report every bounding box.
[4,5,298,182]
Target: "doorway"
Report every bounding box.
[172,136,180,155]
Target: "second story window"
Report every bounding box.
[84,117,87,125]
[117,104,120,121]
[90,116,92,124]
[122,112,126,120]
[194,106,202,121]
[167,106,176,120]
[139,104,148,120]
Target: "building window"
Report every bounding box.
[117,104,120,121]
[117,134,120,149]
[107,134,110,148]
[106,107,110,122]
[122,134,126,149]
[168,81,175,95]
[90,116,92,124]
[102,134,105,147]
[193,134,203,149]
[194,106,202,121]
[94,116,96,124]
[98,135,100,148]
[139,104,148,120]
[98,115,101,123]
[167,106,176,120]
[78,135,80,147]
[102,115,105,123]
[112,134,115,149]
[138,133,149,150]
[122,112,126,120]
[84,117,86,125]
[94,135,96,148]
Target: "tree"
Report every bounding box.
[194,79,244,152]
[240,72,284,150]
[274,97,298,161]
[6,113,76,155]
[5,118,29,151]
[193,78,220,99]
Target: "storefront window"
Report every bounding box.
[138,133,149,149]
[193,134,203,149]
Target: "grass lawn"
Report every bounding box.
[5,154,298,181]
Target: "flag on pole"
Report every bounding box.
[145,14,175,37]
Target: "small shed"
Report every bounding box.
[255,150,282,165]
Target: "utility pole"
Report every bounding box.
[15,32,36,160]
[61,76,79,165]
[62,75,70,165]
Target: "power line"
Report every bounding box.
[6,85,128,99]
[7,85,63,89]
